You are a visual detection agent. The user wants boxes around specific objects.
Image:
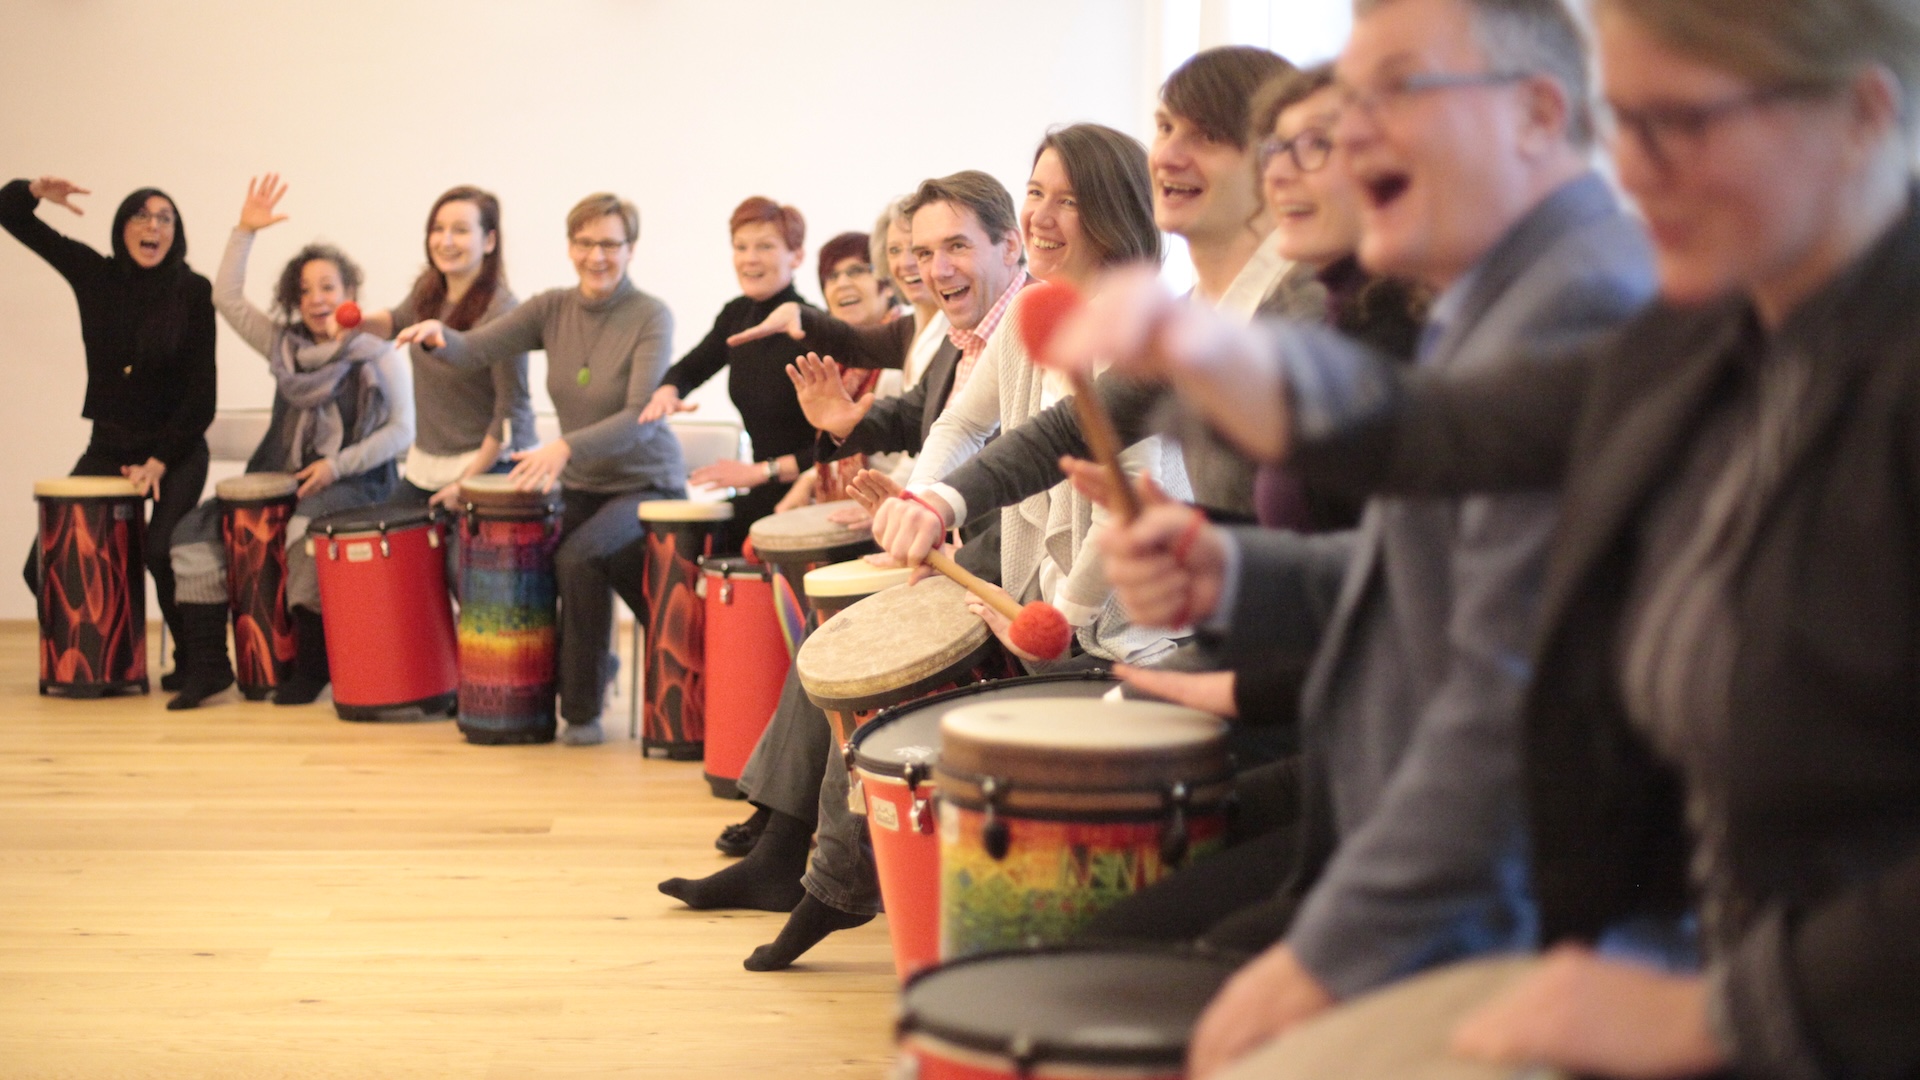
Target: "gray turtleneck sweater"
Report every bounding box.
[430,278,685,494]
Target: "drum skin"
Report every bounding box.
[851,672,1121,981]
[458,505,559,744]
[220,489,296,698]
[935,698,1233,960]
[35,481,147,696]
[699,557,788,798]
[896,947,1239,1080]
[310,512,459,719]
[641,515,724,760]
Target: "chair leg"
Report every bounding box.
[628,605,642,740]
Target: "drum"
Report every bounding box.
[307,503,459,720]
[638,499,734,760]
[216,472,299,699]
[456,476,560,744]
[896,946,1242,1080]
[746,499,877,638]
[801,556,911,624]
[698,555,789,798]
[794,576,1011,751]
[34,476,147,697]
[936,697,1234,959]
[850,671,1121,981]
[1216,957,1560,1080]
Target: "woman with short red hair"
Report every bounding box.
[642,197,894,536]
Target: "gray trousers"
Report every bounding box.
[736,667,832,824]
[555,485,679,724]
[171,469,395,610]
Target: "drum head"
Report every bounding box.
[1218,957,1554,1080]
[309,502,435,537]
[461,474,555,515]
[639,498,734,523]
[215,472,298,503]
[943,697,1224,753]
[803,557,911,600]
[747,500,871,561]
[900,947,1241,1071]
[34,476,142,499]
[794,577,992,712]
[852,672,1119,778]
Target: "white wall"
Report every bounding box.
[0,0,1149,619]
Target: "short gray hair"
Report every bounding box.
[1358,0,1595,147]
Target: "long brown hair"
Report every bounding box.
[1034,123,1163,268]
[404,186,505,331]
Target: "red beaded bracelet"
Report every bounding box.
[899,490,947,526]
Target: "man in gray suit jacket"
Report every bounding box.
[1049,1,1660,1075]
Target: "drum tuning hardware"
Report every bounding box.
[377,525,391,559]
[719,580,733,604]
[463,504,479,537]
[981,776,1011,860]
[1160,782,1192,866]
[903,764,933,833]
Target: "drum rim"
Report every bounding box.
[638,498,735,523]
[308,504,439,537]
[795,578,996,711]
[214,472,300,502]
[746,500,872,555]
[802,633,999,714]
[33,476,144,498]
[697,555,771,580]
[850,671,1121,778]
[897,944,1246,1067]
[802,558,913,598]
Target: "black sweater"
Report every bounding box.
[0,179,217,471]
[659,284,828,468]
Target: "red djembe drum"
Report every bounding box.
[217,472,298,699]
[33,476,147,696]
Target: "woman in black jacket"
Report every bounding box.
[2,177,217,682]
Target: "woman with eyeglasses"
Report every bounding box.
[354,186,534,509]
[1057,0,1920,1074]
[398,192,685,747]
[2,175,217,684]
[637,196,847,540]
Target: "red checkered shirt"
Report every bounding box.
[946,272,1030,396]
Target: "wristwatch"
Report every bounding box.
[764,459,779,482]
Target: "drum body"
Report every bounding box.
[457,477,560,744]
[746,500,877,646]
[698,556,788,798]
[936,698,1233,960]
[850,671,1120,981]
[794,576,1012,751]
[34,477,147,696]
[638,500,733,760]
[217,473,299,699]
[801,557,910,624]
[308,504,459,719]
[897,947,1240,1080]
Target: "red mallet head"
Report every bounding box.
[1009,600,1072,660]
[334,301,362,329]
[741,537,760,564]
[1015,281,1084,368]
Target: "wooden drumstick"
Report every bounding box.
[1018,281,1142,522]
[921,547,1072,661]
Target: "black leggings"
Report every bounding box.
[23,438,210,652]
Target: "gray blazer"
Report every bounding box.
[1224,173,1659,997]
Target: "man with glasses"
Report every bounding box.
[1069,0,1665,1073]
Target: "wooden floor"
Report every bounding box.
[0,622,899,1078]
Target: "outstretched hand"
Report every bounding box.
[29,176,89,215]
[844,467,903,515]
[639,385,697,424]
[1112,664,1238,717]
[786,351,874,439]
[725,300,805,346]
[394,319,447,350]
[240,173,290,232]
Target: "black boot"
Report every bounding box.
[166,603,235,711]
[273,606,331,706]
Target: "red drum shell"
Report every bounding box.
[699,557,789,797]
[310,515,459,717]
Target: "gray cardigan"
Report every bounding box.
[430,278,685,494]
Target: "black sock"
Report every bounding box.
[659,809,810,912]
[743,893,874,971]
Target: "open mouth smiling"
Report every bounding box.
[1360,171,1411,211]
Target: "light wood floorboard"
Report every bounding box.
[0,622,897,1078]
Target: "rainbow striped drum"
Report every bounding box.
[455,475,559,744]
